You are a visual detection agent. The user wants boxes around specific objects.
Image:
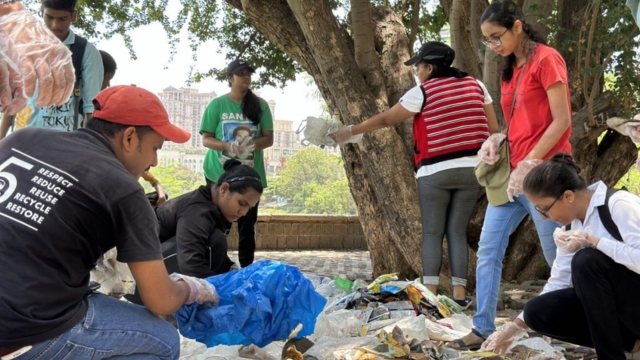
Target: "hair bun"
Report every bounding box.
[223,159,242,171]
[550,153,581,173]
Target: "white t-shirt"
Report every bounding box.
[399,79,493,178]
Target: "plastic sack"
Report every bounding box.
[296,116,362,148]
[90,247,136,296]
[175,260,327,348]
[304,336,379,360]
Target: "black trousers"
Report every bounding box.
[523,248,640,360]
[206,177,259,268]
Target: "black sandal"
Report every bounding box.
[447,329,486,351]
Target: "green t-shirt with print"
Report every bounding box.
[200,94,273,187]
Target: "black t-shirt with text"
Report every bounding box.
[156,185,230,278]
[0,128,162,347]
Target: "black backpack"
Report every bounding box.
[69,35,87,130]
[566,188,623,241]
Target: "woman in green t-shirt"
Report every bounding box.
[200,59,274,268]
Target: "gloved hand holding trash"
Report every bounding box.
[481,322,528,355]
[170,273,220,305]
[553,227,600,253]
[330,124,363,146]
[507,159,542,201]
[478,133,507,165]
[0,8,75,114]
[229,137,255,158]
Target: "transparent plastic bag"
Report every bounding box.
[90,248,136,297]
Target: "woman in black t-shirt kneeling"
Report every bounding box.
[125,160,263,304]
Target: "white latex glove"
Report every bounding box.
[332,125,354,145]
[625,121,640,144]
[0,10,75,114]
[229,137,255,158]
[478,133,507,165]
[553,228,599,253]
[170,273,220,305]
[507,159,542,201]
[481,322,528,355]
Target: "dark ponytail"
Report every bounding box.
[523,153,587,199]
[216,159,264,195]
[242,90,262,126]
[480,0,547,82]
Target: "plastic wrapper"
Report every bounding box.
[553,226,595,253]
[380,315,430,344]
[90,247,136,297]
[0,10,75,114]
[304,336,379,360]
[175,260,326,348]
[436,314,473,334]
[312,309,365,339]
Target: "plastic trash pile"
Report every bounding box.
[179,271,565,360]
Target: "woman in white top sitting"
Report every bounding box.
[481,153,640,360]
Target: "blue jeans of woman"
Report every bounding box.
[472,194,558,338]
[13,293,179,360]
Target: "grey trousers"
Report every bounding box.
[417,167,480,287]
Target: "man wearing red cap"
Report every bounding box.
[0,85,217,359]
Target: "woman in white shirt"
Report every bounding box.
[481,153,640,360]
[333,42,499,307]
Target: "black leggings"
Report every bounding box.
[524,248,640,360]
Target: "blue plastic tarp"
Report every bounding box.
[175,260,327,348]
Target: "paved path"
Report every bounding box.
[229,250,374,280]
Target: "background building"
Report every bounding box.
[158,86,217,148]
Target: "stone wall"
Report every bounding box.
[227,214,367,250]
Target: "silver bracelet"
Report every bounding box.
[0,0,20,6]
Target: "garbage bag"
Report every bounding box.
[175,260,327,348]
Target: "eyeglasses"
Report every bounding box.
[482,28,510,47]
[534,195,563,218]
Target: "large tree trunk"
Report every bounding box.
[285,0,424,277]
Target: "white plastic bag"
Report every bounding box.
[90,248,136,296]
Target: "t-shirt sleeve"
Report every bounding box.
[536,50,569,91]
[81,43,104,114]
[260,99,274,131]
[476,80,493,105]
[398,85,424,113]
[113,191,163,263]
[200,99,220,135]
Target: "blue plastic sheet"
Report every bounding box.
[175,260,327,348]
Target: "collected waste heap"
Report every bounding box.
[179,271,565,360]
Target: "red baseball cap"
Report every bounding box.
[92,85,191,143]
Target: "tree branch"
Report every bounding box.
[408,0,420,47]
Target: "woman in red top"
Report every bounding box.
[449,0,572,350]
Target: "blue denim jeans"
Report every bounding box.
[14,293,179,360]
[472,195,558,338]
